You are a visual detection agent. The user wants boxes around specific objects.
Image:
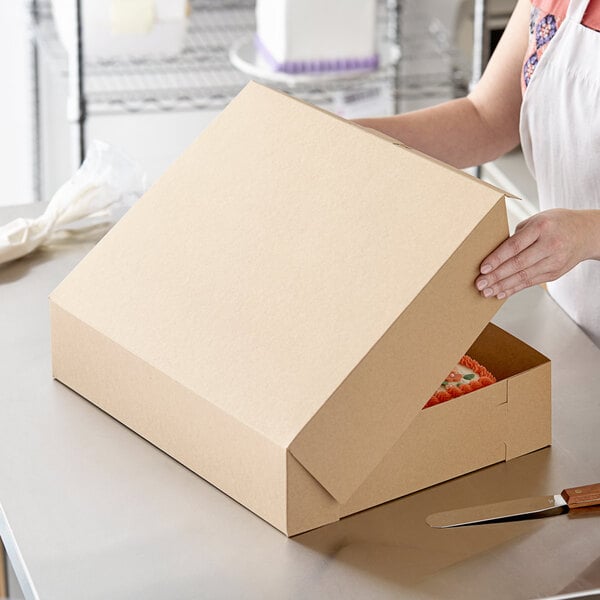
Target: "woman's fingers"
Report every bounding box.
[477,218,540,279]
[478,259,554,299]
[475,241,548,296]
[474,209,594,299]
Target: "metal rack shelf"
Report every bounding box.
[34,0,404,116]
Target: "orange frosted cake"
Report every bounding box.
[423,355,496,409]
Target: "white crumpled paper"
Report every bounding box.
[0,140,146,266]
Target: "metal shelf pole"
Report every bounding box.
[29,0,42,201]
[388,0,402,114]
[67,0,85,169]
[471,0,489,178]
[471,0,489,89]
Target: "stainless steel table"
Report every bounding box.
[2,202,600,600]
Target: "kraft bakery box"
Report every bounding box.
[49,82,551,536]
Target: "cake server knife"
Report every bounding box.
[426,483,600,528]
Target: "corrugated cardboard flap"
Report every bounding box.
[287,191,509,504]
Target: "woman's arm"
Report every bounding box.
[357,0,600,300]
[355,0,531,169]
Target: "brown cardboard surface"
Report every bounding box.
[340,383,508,517]
[466,322,549,379]
[506,363,552,460]
[51,302,289,533]
[0,540,6,599]
[338,322,550,520]
[52,82,507,450]
[286,453,340,536]
[50,82,551,536]
[464,323,552,457]
[51,82,509,502]
[288,199,508,502]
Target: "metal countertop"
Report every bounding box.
[1,202,600,600]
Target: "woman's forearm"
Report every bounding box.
[354,96,519,170]
[355,0,531,170]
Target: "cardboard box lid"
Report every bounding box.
[51,82,509,504]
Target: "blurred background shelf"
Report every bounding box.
[35,0,257,115]
[19,0,536,224]
[33,0,406,115]
[31,0,418,199]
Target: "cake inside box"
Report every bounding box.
[425,354,497,408]
[255,0,378,73]
[424,322,549,409]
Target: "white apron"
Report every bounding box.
[520,0,600,347]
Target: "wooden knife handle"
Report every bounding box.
[561,483,600,508]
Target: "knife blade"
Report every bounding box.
[426,483,600,528]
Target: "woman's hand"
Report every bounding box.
[475,208,600,299]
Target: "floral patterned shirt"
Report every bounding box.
[522,0,600,91]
